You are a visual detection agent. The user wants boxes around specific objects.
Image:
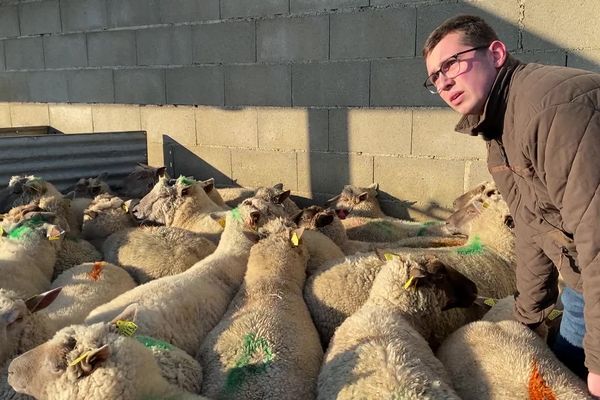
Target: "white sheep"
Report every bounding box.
[199,218,323,399]
[452,180,498,210]
[7,318,209,400]
[436,296,591,399]
[81,193,137,250]
[85,198,281,356]
[102,226,217,283]
[317,255,476,399]
[304,194,516,346]
[116,163,168,200]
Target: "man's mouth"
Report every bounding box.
[450,91,463,104]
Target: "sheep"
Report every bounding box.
[132,175,228,243]
[80,193,137,250]
[116,163,168,200]
[45,262,137,330]
[7,317,209,400]
[217,186,257,208]
[0,211,64,298]
[85,198,282,356]
[199,218,323,399]
[317,254,476,400]
[294,205,467,256]
[452,180,498,210]
[62,173,114,228]
[436,296,591,399]
[53,238,103,279]
[102,226,217,284]
[326,183,386,218]
[304,194,516,346]
[254,183,301,217]
[201,178,230,209]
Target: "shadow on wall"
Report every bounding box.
[160,2,599,220]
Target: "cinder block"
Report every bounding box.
[19,0,60,35]
[137,26,192,66]
[257,107,328,151]
[371,0,425,5]
[92,104,141,132]
[0,72,29,101]
[290,0,366,13]
[49,104,93,133]
[331,8,415,60]
[67,69,114,103]
[412,108,487,158]
[11,103,50,127]
[170,144,233,185]
[87,30,136,67]
[257,15,328,62]
[5,37,44,70]
[114,69,166,105]
[297,152,373,193]
[567,50,600,73]
[0,103,10,126]
[292,61,369,106]
[224,64,291,106]
[147,140,166,166]
[329,108,411,155]
[107,0,161,28]
[374,156,465,211]
[141,104,196,145]
[232,149,297,190]
[61,0,107,32]
[166,66,224,106]
[196,107,258,148]
[43,34,87,69]
[465,160,492,190]
[514,51,566,66]
[27,71,69,103]
[0,6,19,38]
[159,0,219,23]
[221,0,288,18]
[524,1,600,51]
[192,21,255,64]
[371,58,446,107]
[416,1,520,52]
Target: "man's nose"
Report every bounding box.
[436,74,454,92]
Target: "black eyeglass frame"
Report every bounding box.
[423,45,490,94]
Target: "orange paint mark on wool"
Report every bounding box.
[88,261,106,281]
[528,360,556,400]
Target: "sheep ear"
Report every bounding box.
[367,183,379,191]
[63,191,76,200]
[202,181,215,193]
[291,210,304,225]
[110,303,139,325]
[79,344,111,376]
[155,167,167,178]
[357,191,369,203]
[315,213,334,228]
[325,194,340,205]
[504,215,515,229]
[272,190,290,204]
[25,287,62,313]
[273,183,284,191]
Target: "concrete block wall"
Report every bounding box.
[0,0,598,219]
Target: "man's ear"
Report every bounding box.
[489,40,507,68]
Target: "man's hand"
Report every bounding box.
[588,371,600,396]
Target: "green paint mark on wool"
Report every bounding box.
[176,175,195,186]
[456,235,485,255]
[7,215,45,239]
[135,335,173,351]
[224,333,274,395]
[416,221,440,237]
[230,207,242,222]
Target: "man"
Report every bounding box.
[423,14,600,396]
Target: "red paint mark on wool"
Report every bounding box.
[88,261,106,281]
[528,360,556,400]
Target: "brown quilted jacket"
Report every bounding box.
[455,55,600,373]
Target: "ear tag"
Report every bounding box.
[88,261,106,281]
[218,218,226,228]
[483,298,497,307]
[403,276,416,289]
[482,201,490,208]
[291,232,300,247]
[0,226,4,236]
[548,309,563,321]
[115,320,138,337]
[69,350,93,367]
[121,203,129,213]
[384,253,396,261]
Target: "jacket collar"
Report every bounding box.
[454,55,522,140]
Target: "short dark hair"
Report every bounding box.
[422,15,499,58]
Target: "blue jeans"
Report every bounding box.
[550,287,587,380]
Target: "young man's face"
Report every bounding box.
[425,31,499,115]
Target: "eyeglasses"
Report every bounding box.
[424,45,489,94]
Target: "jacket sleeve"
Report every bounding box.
[531,103,600,373]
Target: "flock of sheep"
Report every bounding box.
[0,165,592,399]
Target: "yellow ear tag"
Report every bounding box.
[483,298,497,307]
[0,226,4,236]
[218,218,226,228]
[548,309,563,321]
[482,201,490,208]
[384,253,395,261]
[115,320,138,337]
[69,350,92,367]
[121,203,129,213]
[403,276,415,289]
[291,232,300,247]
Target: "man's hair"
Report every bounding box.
[422,15,499,58]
